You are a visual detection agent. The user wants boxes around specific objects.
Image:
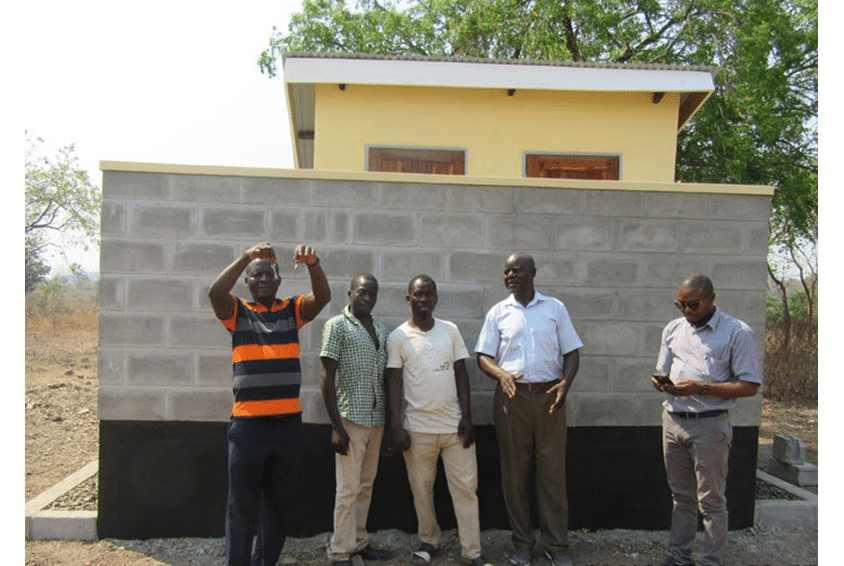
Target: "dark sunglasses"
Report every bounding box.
[674,300,701,310]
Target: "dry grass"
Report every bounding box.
[764,317,818,404]
[26,283,98,334]
[26,306,98,334]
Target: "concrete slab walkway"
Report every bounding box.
[26,460,98,541]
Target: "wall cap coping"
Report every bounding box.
[100,161,774,197]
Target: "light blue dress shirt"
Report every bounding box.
[475,291,583,383]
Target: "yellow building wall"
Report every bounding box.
[313,84,680,182]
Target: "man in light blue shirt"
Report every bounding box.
[475,253,582,566]
[652,274,761,566]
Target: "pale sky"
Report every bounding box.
[18,0,305,272]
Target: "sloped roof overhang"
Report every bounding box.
[282,53,719,169]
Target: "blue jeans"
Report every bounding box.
[225,415,303,566]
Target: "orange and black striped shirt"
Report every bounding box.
[218,295,308,417]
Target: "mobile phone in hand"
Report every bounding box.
[652,371,671,385]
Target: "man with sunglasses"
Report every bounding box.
[652,274,761,566]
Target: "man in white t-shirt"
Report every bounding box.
[386,275,492,566]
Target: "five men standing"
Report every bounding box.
[211,244,761,566]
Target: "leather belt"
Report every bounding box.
[514,379,560,393]
[670,410,727,419]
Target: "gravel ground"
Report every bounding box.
[42,471,815,511]
[26,525,820,566]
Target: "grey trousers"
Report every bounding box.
[493,385,569,553]
[662,409,732,566]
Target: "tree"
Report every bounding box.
[25,133,101,291]
[25,238,50,293]
[259,0,818,288]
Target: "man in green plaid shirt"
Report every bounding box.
[320,274,394,566]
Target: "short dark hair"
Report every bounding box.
[351,273,378,290]
[408,274,437,294]
[682,274,714,296]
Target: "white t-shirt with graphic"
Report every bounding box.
[387,318,470,434]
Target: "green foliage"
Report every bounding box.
[25,133,102,286]
[765,295,782,320]
[25,237,51,292]
[675,0,817,246]
[260,0,817,255]
[28,277,69,311]
[766,290,817,321]
[25,133,102,246]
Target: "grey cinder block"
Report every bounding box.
[773,434,807,465]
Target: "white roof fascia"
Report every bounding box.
[282,56,715,93]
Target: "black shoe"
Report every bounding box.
[331,561,353,566]
[357,544,394,560]
[660,557,696,566]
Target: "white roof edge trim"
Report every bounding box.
[282,57,715,93]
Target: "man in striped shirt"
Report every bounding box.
[210,242,330,566]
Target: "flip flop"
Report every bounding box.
[411,542,438,565]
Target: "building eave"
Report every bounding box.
[281,53,719,170]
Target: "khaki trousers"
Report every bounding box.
[403,430,482,561]
[493,385,569,553]
[662,409,732,566]
[327,417,383,561]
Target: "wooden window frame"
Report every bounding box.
[367,146,466,175]
[524,153,621,180]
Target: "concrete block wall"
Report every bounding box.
[99,166,771,428]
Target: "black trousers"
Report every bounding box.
[225,414,303,566]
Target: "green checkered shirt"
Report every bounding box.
[320,305,389,426]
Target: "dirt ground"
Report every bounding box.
[24,306,820,565]
[24,323,98,500]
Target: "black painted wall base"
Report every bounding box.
[97,421,758,540]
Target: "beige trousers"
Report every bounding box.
[327,417,384,561]
[403,431,482,561]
